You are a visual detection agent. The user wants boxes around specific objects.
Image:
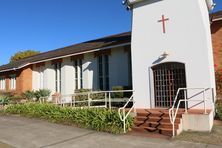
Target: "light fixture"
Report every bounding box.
[160,51,169,58]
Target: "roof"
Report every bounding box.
[211,11,222,21]
[0,32,131,72]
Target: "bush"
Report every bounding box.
[23,90,35,100]
[0,95,9,106]
[112,86,124,98]
[5,103,133,134]
[34,89,51,101]
[10,95,24,104]
[216,101,222,120]
[215,70,222,97]
[74,89,105,106]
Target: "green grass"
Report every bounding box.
[176,125,222,145]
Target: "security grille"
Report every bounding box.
[152,62,186,108]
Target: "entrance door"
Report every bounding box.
[152,62,187,108]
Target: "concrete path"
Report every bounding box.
[0,115,221,148]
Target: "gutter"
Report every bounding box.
[212,18,222,22]
[0,42,131,73]
[0,63,31,73]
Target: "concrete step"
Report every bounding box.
[144,127,157,132]
[137,111,183,118]
[135,116,180,123]
[159,128,176,137]
[135,116,147,121]
[146,122,179,129]
[133,109,183,137]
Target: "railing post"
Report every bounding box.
[211,88,215,104]
[73,95,75,107]
[123,109,126,133]
[88,93,91,107]
[185,90,188,114]
[109,92,111,109]
[105,92,107,108]
[203,90,207,114]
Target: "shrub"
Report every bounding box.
[34,89,51,101]
[215,70,222,97]
[112,86,124,98]
[10,95,24,104]
[0,95,9,106]
[23,90,35,100]
[216,101,222,120]
[5,103,134,134]
[74,89,105,106]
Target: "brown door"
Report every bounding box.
[152,62,187,108]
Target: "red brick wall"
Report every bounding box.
[0,66,32,94]
[211,20,222,70]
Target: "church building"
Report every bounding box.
[0,0,221,135]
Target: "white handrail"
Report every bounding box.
[54,90,134,109]
[118,94,135,133]
[169,87,214,137]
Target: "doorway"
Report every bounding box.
[152,62,187,108]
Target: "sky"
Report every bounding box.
[0,0,221,65]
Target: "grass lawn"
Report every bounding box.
[175,120,222,145]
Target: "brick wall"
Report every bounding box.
[0,66,32,94]
[211,20,222,70]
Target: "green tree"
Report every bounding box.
[10,50,40,62]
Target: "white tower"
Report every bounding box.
[126,0,216,109]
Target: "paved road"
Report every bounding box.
[0,115,221,148]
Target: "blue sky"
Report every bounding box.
[0,0,221,65]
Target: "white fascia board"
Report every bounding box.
[127,0,145,5]
[212,18,222,22]
[0,63,31,73]
[0,42,131,73]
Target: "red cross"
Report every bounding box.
[158,15,169,34]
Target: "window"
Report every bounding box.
[104,55,109,90]
[74,59,83,90]
[10,75,16,90]
[54,63,62,93]
[98,55,109,90]
[98,56,103,90]
[0,77,6,90]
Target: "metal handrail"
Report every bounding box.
[53,90,134,109]
[118,94,135,133]
[73,90,134,96]
[169,87,214,137]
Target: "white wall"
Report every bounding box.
[131,0,216,108]
[32,65,40,91]
[83,52,99,90]
[44,61,56,94]
[61,57,75,95]
[32,46,131,96]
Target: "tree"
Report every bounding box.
[10,50,40,62]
